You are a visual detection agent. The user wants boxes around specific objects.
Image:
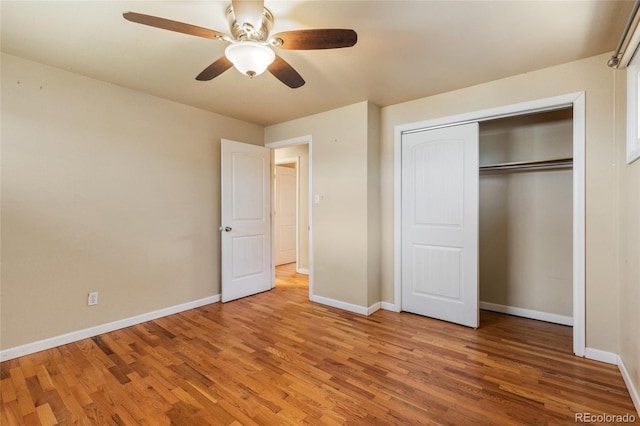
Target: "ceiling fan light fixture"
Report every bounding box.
[225,42,275,77]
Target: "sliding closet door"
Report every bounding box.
[401,123,479,328]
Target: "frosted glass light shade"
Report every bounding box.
[225,42,275,77]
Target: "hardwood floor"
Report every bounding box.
[1,265,637,425]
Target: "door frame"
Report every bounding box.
[274,157,300,270]
[265,135,313,298]
[393,92,586,356]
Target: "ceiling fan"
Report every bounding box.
[123,0,357,88]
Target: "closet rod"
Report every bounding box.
[480,157,573,173]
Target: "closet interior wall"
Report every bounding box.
[479,109,574,323]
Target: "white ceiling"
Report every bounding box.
[1,1,633,126]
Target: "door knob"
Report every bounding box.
[219,226,232,232]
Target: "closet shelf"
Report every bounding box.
[480,157,573,174]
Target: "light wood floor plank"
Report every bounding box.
[2,263,638,424]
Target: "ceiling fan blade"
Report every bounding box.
[268,55,305,88]
[231,0,265,30]
[123,12,227,40]
[196,57,234,81]
[271,29,357,50]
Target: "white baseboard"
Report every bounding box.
[367,302,381,315]
[0,295,220,362]
[296,268,309,275]
[584,347,619,365]
[618,356,640,416]
[479,301,573,326]
[309,294,369,315]
[381,302,400,312]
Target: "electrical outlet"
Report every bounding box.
[88,292,98,306]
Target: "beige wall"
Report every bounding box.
[479,113,573,317]
[0,53,263,349]
[265,101,381,308]
[380,53,618,352]
[274,144,309,272]
[615,69,640,409]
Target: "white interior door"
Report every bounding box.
[221,139,272,302]
[401,123,479,327]
[274,165,297,266]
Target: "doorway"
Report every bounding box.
[267,136,313,297]
[393,92,586,356]
[478,108,574,327]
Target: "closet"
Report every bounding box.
[478,108,573,325]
